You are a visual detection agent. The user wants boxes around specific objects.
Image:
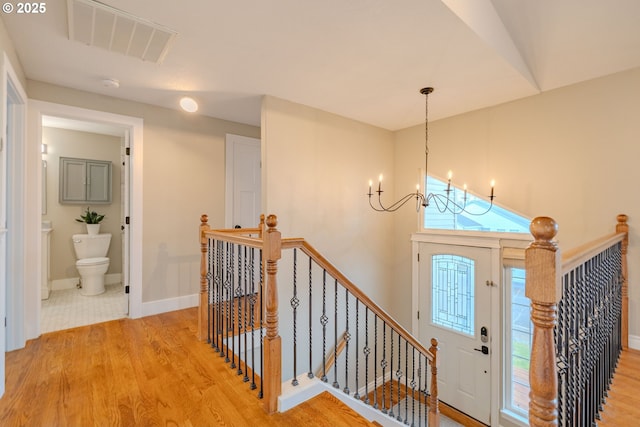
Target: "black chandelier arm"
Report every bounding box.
[368,191,425,213]
[426,192,495,215]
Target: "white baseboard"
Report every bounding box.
[51,273,122,291]
[141,293,199,317]
[629,334,640,350]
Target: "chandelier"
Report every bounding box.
[367,87,495,214]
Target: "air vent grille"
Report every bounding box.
[67,0,177,64]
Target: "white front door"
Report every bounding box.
[225,134,261,228]
[418,243,492,424]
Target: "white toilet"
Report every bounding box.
[72,233,111,296]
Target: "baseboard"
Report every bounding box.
[51,273,122,291]
[629,334,640,350]
[141,293,199,317]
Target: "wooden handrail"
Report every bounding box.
[286,238,436,363]
[561,231,625,273]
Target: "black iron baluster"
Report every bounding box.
[235,244,243,375]
[224,242,231,362]
[354,299,360,400]
[389,328,394,418]
[308,256,314,379]
[411,346,416,427]
[418,355,422,427]
[249,247,257,390]
[207,238,212,345]
[404,339,409,424]
[397,332,403,422]
[381,321,387,414]
[291,248,299,386]
[321,270,328,383]
[333,278,339,389]
[343,288,350,395]
[373,315,378,409]
[364,307,370,405]
[243,246,249,382]
[258,248,264,399]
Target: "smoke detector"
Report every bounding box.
[102,78,120,88]
[67,0,177,64]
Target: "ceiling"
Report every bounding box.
[4,0,640,130]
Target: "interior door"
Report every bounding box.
[121,132,130,314]
[225,134,261,229]
[418,243,492,424]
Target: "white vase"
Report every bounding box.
[86,224,101,235]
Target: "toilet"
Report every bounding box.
[72,233,111,296]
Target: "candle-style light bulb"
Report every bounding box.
[463,183,468,200]
[447,170,453,181]
[490,179,495,198]
[368,180,373,195]
[378,174,383,192]
[446,170,452,192]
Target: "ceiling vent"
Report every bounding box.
[67,0,177,64]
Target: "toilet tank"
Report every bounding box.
[72,233,112,259]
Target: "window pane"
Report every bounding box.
[423,176,530,233]
[431,254,475,336]
[509,267,530,415]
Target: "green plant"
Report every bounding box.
[75,207,105,224]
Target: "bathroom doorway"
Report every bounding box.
[40,116,127,332]
[27,100,144,338]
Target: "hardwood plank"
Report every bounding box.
[0,308,377,427]
[599,349,640,426]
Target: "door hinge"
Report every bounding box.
[417,253,420,262]
[125,216,130,225]
[125,285,130,294]
[417,311,420,320]
[126,147,130,156]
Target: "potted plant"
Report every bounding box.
[76,207,105,235]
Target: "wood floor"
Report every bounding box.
[0,308,375,427]
[2,308,638,427]
[598,348,640,426]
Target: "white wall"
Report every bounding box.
[262,95,395,308]
[392,67,640,335]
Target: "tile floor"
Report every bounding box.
[41,283,127,333]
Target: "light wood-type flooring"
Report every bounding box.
[2,306,639,427]
[0,308,375,427]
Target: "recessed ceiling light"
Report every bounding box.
[179,96,198,113]
[102,78,120,88]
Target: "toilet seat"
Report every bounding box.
[76,257,109,267]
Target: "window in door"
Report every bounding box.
[431,254,475,336]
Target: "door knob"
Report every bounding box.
[474,345,489,355]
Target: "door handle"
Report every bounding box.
[474,345,489,355]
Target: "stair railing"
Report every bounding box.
[199,214,440,426]
[525,214,628,427]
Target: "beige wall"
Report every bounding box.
[29,81,260,303]
[262,95,395,309]
[42,127,122,280]
[392,67,640,335]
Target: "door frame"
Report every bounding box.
[412,231,502,426]
[26,100,144,340]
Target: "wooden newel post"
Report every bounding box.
[263,214,282,413]
[199,214,211,341]
[525,217,561,427]
[616,214,629,349]
[429,338,440,427]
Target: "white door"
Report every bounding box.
[418,243,492,424]
[225,134,261,228]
